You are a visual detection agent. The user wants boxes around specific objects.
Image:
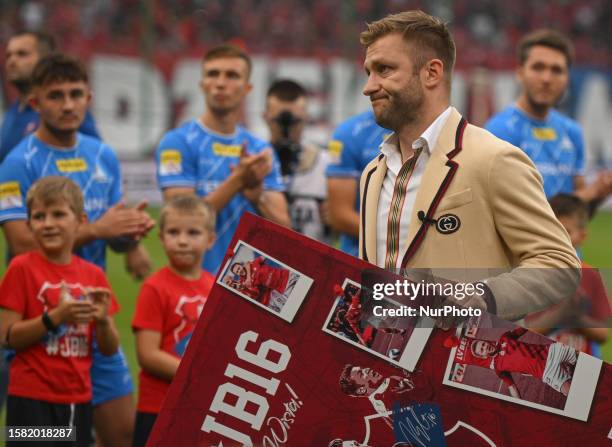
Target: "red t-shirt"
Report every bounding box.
[0,251,118,404]
[132,267,214,413]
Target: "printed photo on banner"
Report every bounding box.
[322,278,433,371]
[442,314,602,421]
[218,240,313,322]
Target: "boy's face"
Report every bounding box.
[28,198,83,256]
[31,80,91,134]
[559,215,587,248]
[160,210,214,271]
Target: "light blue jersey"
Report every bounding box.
[156,120,285,274]
[0,133,122,269]
[485,105,584,198]
[326,110,389,257]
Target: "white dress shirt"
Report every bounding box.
[376,106,452,269]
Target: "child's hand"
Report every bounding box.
[54,297,95,325]
[86,287,112,322]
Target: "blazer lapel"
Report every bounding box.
[401,108,467,268]
[361,154,386,265]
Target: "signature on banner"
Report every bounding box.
[260,383,304,447]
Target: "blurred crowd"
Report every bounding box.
[0,0,610,69]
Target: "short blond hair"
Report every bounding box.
[360,10,456,83]
[160,195,216,233]
[26,176,84,218]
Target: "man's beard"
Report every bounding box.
[525,87,562,117]
[45,120,79,142]
[11,78,31,96]
[373,80,424,131]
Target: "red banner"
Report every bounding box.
[148,213,612,446]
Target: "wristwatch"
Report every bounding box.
[42,311,58,333]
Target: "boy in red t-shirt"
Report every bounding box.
[526,194,611,357]
[132,195,216,447]
[0,177,119,447]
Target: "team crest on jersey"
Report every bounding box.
[174,294,207,356]
[159,150,182,175]
[0,181,23,210]
[56,158,88,173]
[36,281,87,310]
[212,143,242,157]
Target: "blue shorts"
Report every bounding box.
[91,343,133,406]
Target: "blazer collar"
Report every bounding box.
[401,108,467,268]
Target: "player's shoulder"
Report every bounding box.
[335,110,382,137]
[485,105,520,129]
[77,133,118,159]
[549,110,582,134]
[159,120,198,145]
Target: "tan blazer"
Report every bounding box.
[359,108,580,320]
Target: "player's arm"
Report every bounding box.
[327,178,360,237]
[205,150,274,212]
[124,244,153,281]
[1,220,38,255]
[498,372,520,398]
[253,190,291,227]
[73,200,154,248]
[135,329,180,381]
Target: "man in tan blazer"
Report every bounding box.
[358,11,580,321]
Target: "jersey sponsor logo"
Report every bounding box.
[160,149,183,175]
[212,143,242,157]
[56,158,88,173]
[0,181,23,209]
[532,127,557,141]
[328,140,344,157]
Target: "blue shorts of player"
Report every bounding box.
[91,341,133,406]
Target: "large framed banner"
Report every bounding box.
[148,213,611,446]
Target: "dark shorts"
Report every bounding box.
[6,395,92,447]
[132,411,158,447]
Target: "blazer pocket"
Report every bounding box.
[437,188,473,212]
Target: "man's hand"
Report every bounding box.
[92,201,153,240]
[233,149,273,189]
[125,244,153,281]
